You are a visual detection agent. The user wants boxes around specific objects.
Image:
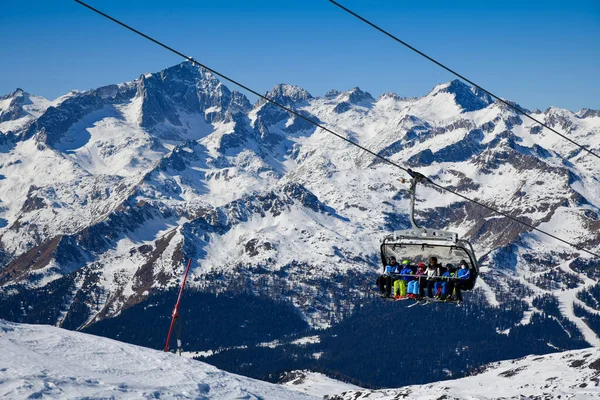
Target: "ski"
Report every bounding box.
[414,297,463,305]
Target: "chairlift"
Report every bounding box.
[380,172,479,294]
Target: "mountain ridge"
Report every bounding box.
[1,63,599,384]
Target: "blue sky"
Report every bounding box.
[1,0,598,111]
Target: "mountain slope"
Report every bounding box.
[0,319,317,400]
[327,346,600,400]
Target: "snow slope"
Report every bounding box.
[328,347,600,400]
[280,370,361,398]
[0,319,317,400]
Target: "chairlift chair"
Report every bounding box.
[380,172,479,292]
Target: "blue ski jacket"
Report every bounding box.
[400,267,414,280]
[457,268,471,280]
[385,264,399,274]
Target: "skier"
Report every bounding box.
[434,263,453,298]
[454,260,471,304]
[394,260,414,299]
[407,262,425,299]
[392,259,408,298]
[425,257,440,298]
[377,256,399,298]
[440,264,457,300]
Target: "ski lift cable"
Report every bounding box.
[328,0,600,163]
[73,0,600,259]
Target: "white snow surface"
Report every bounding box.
[332,347,600,400]
[282,370,361,398]
[0,320,317,400]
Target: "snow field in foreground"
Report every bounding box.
[0,320,317,400]
[335,347,600,400]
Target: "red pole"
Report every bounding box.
[164,258,193,352]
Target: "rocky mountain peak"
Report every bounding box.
[576,108,600,118]
[261,84,313,107]
[497,98,529,114]
[228,90,252,115]
[9,88,26,97]
[134,62,252,127]
[431,79,494,112]
[377,92,406,102]
[0,88,27,101]
[324,89,342,99]
[328,87,375,113]
[344,87,374,104]
[0,88,36,124]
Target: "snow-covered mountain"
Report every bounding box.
[280,370,361,398]
[326,346,600,400]
[0,319,317,399]
[1,62,599,380]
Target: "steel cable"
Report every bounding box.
[74,0,600,258]
[328,0,600,163]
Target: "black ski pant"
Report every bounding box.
[454,281,465,301]
[377,275,393,296]
[426,280,436,298]
[446,280,455,298]
[418,277,426,297]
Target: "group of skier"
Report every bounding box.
[376,256,471,303]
